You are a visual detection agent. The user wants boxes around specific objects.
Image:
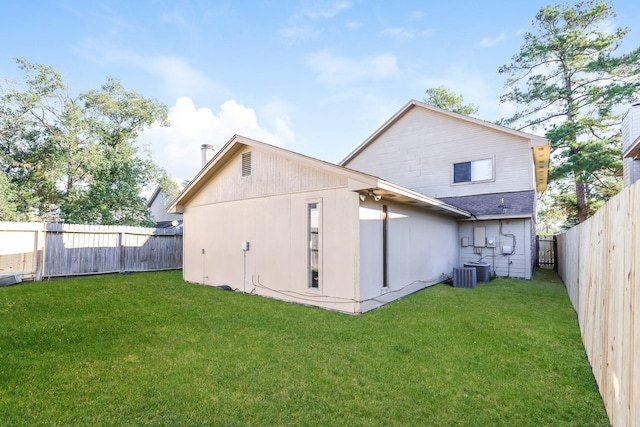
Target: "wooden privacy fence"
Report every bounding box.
[0,222,182,280]
[536,235,556,269]
[556,182,639,427]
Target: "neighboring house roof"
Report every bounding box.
[339,100,551,192]
[168,134,471,219]
[146,178,189,209]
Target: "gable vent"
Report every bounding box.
[242,152,252,176]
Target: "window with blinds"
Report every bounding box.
[453,158,493,183]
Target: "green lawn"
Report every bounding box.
[0,270,608,426]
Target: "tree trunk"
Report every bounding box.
[575,179,588,222]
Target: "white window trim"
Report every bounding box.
[451,156,495,185]
[306,198,322,293]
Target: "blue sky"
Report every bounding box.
[2,0,640,180]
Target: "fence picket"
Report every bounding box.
[557,182,639,427]
[0,222,182,279]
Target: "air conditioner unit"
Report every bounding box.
[453,267,477,288]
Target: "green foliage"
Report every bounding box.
[0,271,608,426]
[500,0,640,224]
[0,171,24,221]
[157,174,182,201]
[0,59,169,225]
[424,86,479,116]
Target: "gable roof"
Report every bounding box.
[168,134,471,219]
[340,100,551,192]
[146,178,189,208]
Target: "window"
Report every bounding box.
[242,152,252,176]
[382,205,388,288]
[453,158,493,183]
[308,203,320,288]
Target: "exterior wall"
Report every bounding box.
[149,192,183,223]
[623,157,640,188]
[187,148,347,206]
[622,105,640,187]
[183,189,360,314]
[458,218,532,279]
[182,146,364,314]
[343,107,536,199]
[358,200,459,312]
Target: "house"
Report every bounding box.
[622,103,640,187]
[341,100,550,280]
[146,178,189,228]
[169,135,472,314]
[147,144,214,227]
[169,100,550,314]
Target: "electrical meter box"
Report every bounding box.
[473,227,486,247]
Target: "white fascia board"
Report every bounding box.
[375,180,471,218]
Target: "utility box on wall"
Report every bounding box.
[473,227,486,247]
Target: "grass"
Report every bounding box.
[0,270,608,426]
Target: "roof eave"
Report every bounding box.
[372,180,471,218]
[623,135,640,159]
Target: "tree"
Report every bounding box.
[0,59,170,225]
[499,1,640,223]
[0,169,23,221]
[424,86,479,116]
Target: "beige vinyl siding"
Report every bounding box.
[183,189,360,313]
[148,192,182,223]
[358,200,459,312]
[188,147,348,207]
[345,107,535,198]
[181,143,363,313]
[458,219,532,279]
[622,106,640,187]
[623,158,640,187]
[622,106,640,154]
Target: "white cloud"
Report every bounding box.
[160,9,187,25]
[306,50,398,87]
[75,35,217,99]
[346,21,362,30]
[279,24,320,42]
[479,29,526,48]
[139,97,295,179]
[417,68,497,117]
[301,1,352,19]
[479,32,508,47]
[112,53,216,100]
[381,26,434,40]
[280,1,352,43]
[381,27,415,40]
[412,11,427,20]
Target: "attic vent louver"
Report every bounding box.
[242,152,252,176]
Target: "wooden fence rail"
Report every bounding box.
[556,182,639,427]
[0,222,182,280]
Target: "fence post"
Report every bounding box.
[553,235,558,272]
[119,231,125,273]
